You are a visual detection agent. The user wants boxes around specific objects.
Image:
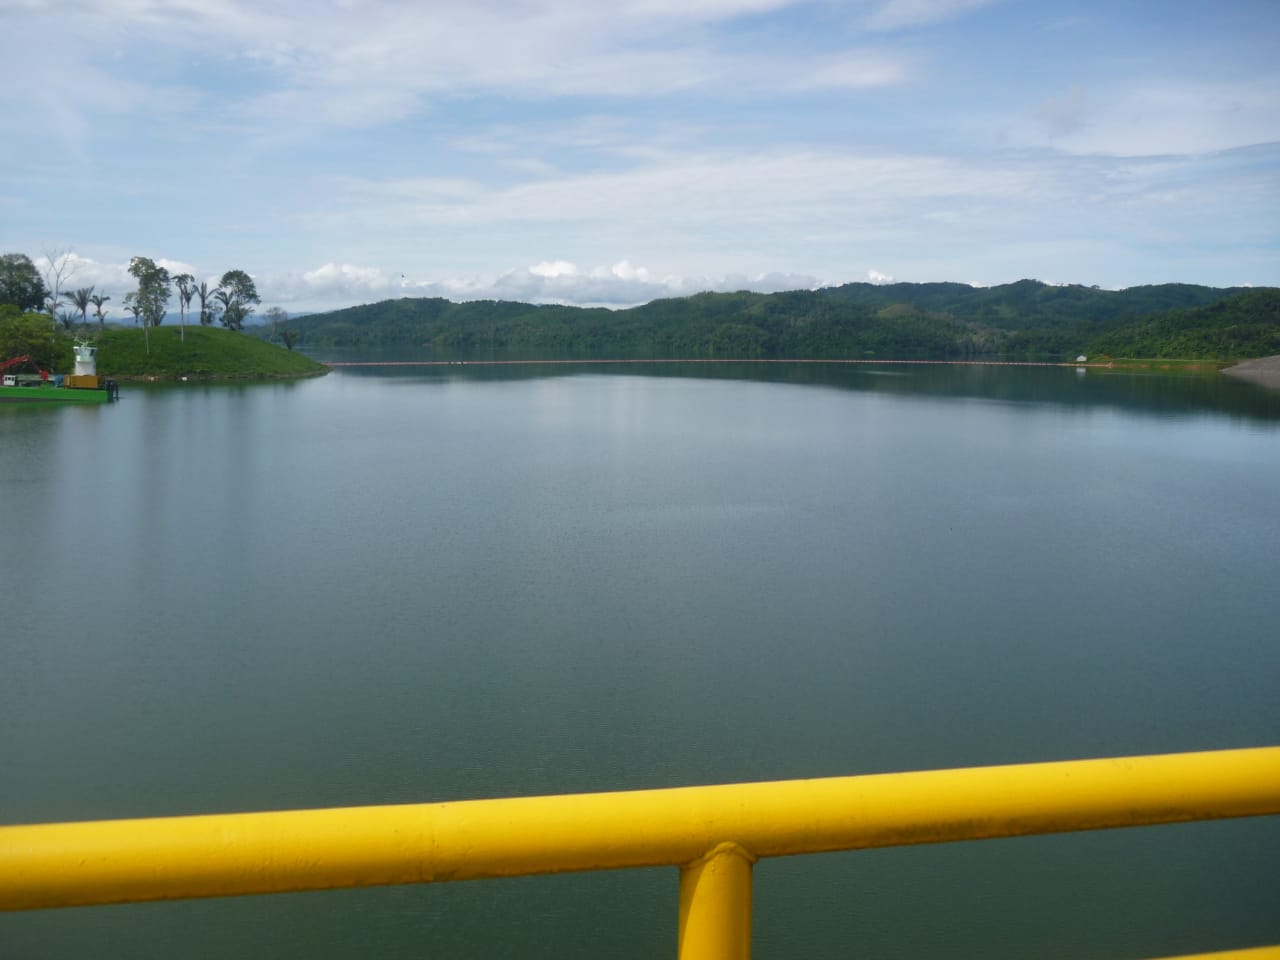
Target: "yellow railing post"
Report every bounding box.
[678,842,755,960]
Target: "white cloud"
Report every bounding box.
[786,51,911,90]
[19,251,824,313]
[278,138,1277,300]
[155,259,200,279]
[5,0,918,157]
[2,0,1275,299]
[614,0,797,18]
[606,261,650,281]
[28,252,244,308]
[247,260,826,312]
[0,15,164,157]
[301,262,397,294]
[464,264,825,308]
[25,133,1277,313]
[31,253,129,294]
[863,0,997,32]
[1027,80,1280,157]
[529,260,579,278]
[320,148,1042,236]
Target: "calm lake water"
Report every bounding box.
[2,361,1279,958]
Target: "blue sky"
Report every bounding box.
[2,0,1277,313]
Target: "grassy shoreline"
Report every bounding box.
[1080,357,1231,373]
[84,324,1266,383]
[96,326,327,381]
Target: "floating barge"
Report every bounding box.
[0,342,118,404]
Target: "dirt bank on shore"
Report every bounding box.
[1222,356,1280,389]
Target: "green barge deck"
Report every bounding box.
[0,382,116,403]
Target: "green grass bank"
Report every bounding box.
[97,326,327,381]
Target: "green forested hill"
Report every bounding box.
[1087,288,1280,359]
[279,280,1280,361]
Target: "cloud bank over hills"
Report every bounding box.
[4,0,1277,313]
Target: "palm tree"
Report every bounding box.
[89,293,110,331]
[63,286,94,330]
[173,273,194,342]
[196,281,214,326]
[213,288,237,330]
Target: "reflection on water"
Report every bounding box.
[316,355,1280,422]
[1,364,1278,959]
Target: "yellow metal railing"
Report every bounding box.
[3,747,1279,959]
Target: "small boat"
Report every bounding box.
[0,343,118,404]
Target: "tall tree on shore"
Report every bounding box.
[127,257,172,355]
[173,273,194,342]
[212,288,232,330]
[63,286,94,330]
[89,292,110,331]
[127,257,172,327]
[215,269,260,331]
[41,248,78,330]
[0,253,48,311]
[196,280,214,325]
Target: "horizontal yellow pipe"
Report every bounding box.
[1146,949,1280,960]
[2,747,1278,911]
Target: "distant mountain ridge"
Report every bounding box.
[276,280,1280,361]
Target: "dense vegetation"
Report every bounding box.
[96,326,327,379]
[0,305,73,371]
[0,254,48,312]
[2,249,310,379]
[276,281,1280,362]
[1086,289,1280,360]
[3,297,323,380]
